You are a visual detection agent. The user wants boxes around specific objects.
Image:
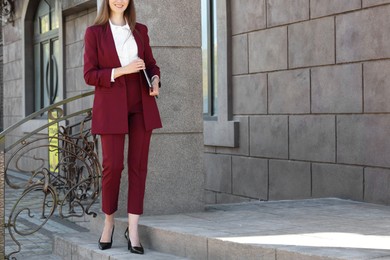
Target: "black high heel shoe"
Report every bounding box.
[124,227,144,254]
[98,226,115,250]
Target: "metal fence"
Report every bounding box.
[0,91,101,259]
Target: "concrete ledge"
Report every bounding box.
[62,0,96,16]
[204,120,239,147]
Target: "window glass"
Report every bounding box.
[33,0,61,113]
[202,0,218,117]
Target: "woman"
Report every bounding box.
[83,0,161,254]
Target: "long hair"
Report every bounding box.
[94,0,136,31]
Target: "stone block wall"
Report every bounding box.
[205,0,390,205]
[2,3,23,130]
[64,7,96,115]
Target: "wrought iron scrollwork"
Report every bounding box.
[1,91,101,259]
[1,0,15,25]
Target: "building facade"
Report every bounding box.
[203,0,390,205]
[2,0,390,216]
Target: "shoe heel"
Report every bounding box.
[98,226,115,250]
[126,228,144,254]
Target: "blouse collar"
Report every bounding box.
[109,19,131,31]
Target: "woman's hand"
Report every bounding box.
[113,59,145,79]
[124,58,145,74]
[149,76,159,97]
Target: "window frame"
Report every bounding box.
[22,0,63,118]
[202,0,239,147]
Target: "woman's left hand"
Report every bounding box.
[149,77,159,97]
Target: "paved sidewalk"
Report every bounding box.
[4,171,94,259]
[131,198,390,259]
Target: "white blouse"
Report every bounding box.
[109,20,138,82]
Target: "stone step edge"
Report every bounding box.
[83,216,344,260]
[139,224,345,260]
[53,232,187,260]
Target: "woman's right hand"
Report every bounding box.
[113,58,145,79]
[123,58,146,74]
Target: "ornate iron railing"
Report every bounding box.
[0,91,101,259]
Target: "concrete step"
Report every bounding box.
[28,255,63,260]
[53,232,188,260]
[85,199,390,260]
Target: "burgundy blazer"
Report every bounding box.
[83,22,162,134]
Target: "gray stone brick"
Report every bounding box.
[250,115,288,159]
[231,0,266,35]
[267,0,309,27]
[269,69,310,114]
[204,153,232,193]
[312,163,363,201]
[249,27,287,72]
[232,156,268,199]
[4,97,23,117]
[66,68,76,92]
[204,146,216,153]
[364,60,390,112]
[310,0,361,18]
[3,19,21,44]
[217,116,249,156]
[232,74,267,115]
[290,115,336,162]
[2,44,9,64]
[88,9,97,25]
[232,34,248,75]
[4,41,22,63]
[363,0,390,7]
[4,60,22,82]
[289,17,334,68]
[62,0,95,10]
[311,64,362,113]
[364,168,390,205]
[4,80,22,98]
[65,19,76,45]
[75,67,89,91]
[66,42,84,69]
[75,13,90,42]
[337,115,390,168]
[336,5,390,62]
[269,160,311,200]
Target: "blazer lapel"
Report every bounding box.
[104,23,122,68]
[133,27,144,59]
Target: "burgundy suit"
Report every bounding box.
[84,22,162,133]
[84,22,161,215]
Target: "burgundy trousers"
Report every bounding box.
[100,74,152,215]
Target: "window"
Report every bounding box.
[33,0,61,112]
[202,0,239,147]
[202,0,218,118]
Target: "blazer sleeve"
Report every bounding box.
[83,27,112,88]
[142,25,161,83]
